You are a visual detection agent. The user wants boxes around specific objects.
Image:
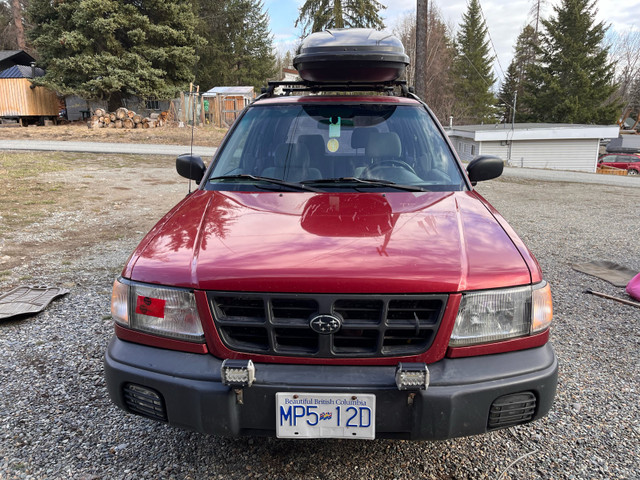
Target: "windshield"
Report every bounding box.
[207,103,466,192]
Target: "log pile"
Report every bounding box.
[88,108,168,129]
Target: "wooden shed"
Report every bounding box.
[0,63,60,122]
[202,86,255,127]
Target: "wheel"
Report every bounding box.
[628,169,638,176]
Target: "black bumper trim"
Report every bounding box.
[104,337,557,440]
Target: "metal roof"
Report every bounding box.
[0,50,36,65]
[446,123,620,141]
[0,65,46,79]
[203,86,255,97]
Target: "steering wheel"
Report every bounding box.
[364,159,417,176]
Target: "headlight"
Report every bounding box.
[110,278,205,343]
[449,282,552,347]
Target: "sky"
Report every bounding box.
[263,0,640,84]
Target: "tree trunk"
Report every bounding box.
[123,118,134,129]
[415,0,428,100]
[108,92,124,113]
[115,107,128,120]
[11,0,26,51]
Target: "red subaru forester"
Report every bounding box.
[105,29,557,440]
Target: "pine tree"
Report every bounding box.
[498,24,537,122]
[522,0,620,124]
[27,0,203,110]
[451,0,496,124]
[295,0,385,37]
[196,0,276,90]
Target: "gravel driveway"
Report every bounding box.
[1,165,638,479]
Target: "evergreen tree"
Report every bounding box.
[295,0,385,37]
[522,0,620,124]
[498,24,537,122]
[27,0,203,110]
[0,2,13,50]
[451,0,496,124]
[196,0,276,90]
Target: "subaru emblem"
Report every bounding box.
[309,314,342,335]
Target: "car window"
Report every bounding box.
[207,103,465,192]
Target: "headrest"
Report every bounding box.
[366,132,401,158]
[351,127,379,149]
[275,143,310,168]
[298,135,325,154]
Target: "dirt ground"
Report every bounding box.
[0,150,195,284]
[0,121,227,146]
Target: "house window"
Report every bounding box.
[145,100,160,110]
[471,145,476,155]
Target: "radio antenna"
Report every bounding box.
[186,82,199,194]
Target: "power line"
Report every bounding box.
[477,0,506,80]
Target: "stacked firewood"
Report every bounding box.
[88,108,168,129]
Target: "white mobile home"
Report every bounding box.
[446,123,620,173]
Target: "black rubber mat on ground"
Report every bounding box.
[572,261,639,288]
[0,286,69,320]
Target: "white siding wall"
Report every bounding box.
[478,142,509,159]
[449,136,481,162]
[506,139,598,172]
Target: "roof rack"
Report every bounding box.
[258,80,416,98]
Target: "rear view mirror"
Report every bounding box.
[176,154,206,183]
[466,155,504,185]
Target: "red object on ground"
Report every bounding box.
[627,272,640,301]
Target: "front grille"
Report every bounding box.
[209,292,447,358]
[488,392,537,429]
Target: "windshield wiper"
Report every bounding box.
[209,174,321,192]
[302,177,427,192]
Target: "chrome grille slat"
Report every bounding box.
[209,293,447,358]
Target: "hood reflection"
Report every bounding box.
[301,194,395,238]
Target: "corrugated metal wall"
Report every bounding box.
[0,78,59,116]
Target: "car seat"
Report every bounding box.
[262,143,322,182]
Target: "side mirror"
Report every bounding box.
[176,154,206,183]
[466,155,504,185]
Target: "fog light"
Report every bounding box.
[221,359,256,387]
[395,363,429,390]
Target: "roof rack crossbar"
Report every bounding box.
[260,80,410,98]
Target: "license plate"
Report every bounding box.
[275,392,376,439]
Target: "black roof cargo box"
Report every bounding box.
[294,29,409,84]
[606,135,640,154]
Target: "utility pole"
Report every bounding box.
[415,0,428,100]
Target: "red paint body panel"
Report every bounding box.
[125,190,533,294]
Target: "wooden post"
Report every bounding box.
[200,95,205,126]
[180,91,186,124]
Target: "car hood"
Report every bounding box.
[125,190,533,293]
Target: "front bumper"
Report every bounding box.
[104,337,558,440]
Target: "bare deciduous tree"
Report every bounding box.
[394,8,457,123]
[609,29,640,110]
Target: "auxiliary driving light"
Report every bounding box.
[221,359,256,388]
[395,363,430,390]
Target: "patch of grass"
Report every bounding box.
[0,270,10,278]
[0,151,74,179]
